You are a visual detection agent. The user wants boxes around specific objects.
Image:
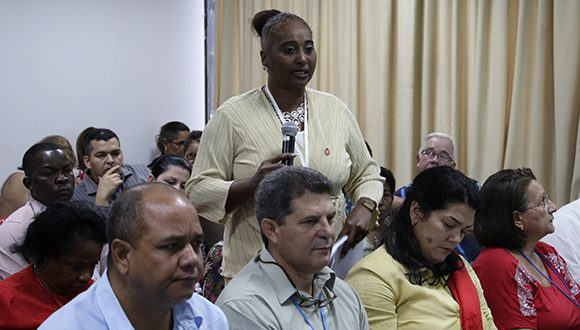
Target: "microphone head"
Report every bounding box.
[281,122,299,137]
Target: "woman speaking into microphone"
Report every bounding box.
[186,9,383,283]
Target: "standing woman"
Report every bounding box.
[186,9,383,281]
[473,168,580,329]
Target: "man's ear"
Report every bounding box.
[110,238,132,274]
[513,211,524,230]
[261,218,279,244]
[416,153,421,168]
[83,155,92,171]
[22,176,32,191]
[147,174,155,183]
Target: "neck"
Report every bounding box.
[109,271,173,330]
[518,238,539,258]
[267,82,305,112]
[34,265,66,298]
[268,248,314,295]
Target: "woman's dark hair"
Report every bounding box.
[383,166,479,286]
[184,130,203,151]
[12,201,106,265]
[380,166,396,195]
[251,9,311,50]
[156,121,190,153]
[150,155,192,179]
[474,167,536,250]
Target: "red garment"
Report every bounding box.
[0,266,81,330]
[448,258,483,330]
[473,242,580,330]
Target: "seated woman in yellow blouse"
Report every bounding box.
[347,166,496,330]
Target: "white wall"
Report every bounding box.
[0,0,206,183]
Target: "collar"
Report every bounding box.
[257,249,336,306]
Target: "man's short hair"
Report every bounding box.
[418,132,456,159]
[21,142,62,176]
[107,183,147,246]
[83,128,120,156]
[254,166,333,246]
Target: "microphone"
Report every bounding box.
[281,122,299,166]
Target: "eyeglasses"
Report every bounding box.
[522,193,551,213]
[295,288,337,307]
[420,149,455,167]
[255,254,338,308]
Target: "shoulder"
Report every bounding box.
[217,88,264,114]
[347,247,403,284]
[123,164,150,177]
[182,294,228,328]
[472,247,518,280]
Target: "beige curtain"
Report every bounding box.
[214,0,580,205]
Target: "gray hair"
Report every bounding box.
[418,132,456,159]
[255,166,333,246]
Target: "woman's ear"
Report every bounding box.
[260,50,268,69]
[410,200,423,227]
[513,211,524,230]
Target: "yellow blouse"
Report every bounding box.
[346,246,497,330]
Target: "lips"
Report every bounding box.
[292,69,309,79]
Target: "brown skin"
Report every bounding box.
[510,180,558,288]
[163,130,190,157]
[83,138,124,206]
[23,149,75,205]
[108,185,204,330]
[261,192,335,295]
[35,240,103,298]
[0,172,29,219]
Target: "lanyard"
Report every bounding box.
[263,84,310,167]
[290,293,329,330]
[519,249,580,308]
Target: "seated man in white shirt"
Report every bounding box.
[40,183,228,330]
[0,142,75,279]
[216,166,369,329]
[542,197,580,282]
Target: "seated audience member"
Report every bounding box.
[73,128,149,213]
[542,196,580,282]
[0,135,75,221]
[0,143,75,279]
[39,183,228,329]
[473,168,580,329]
[75,127,96,182]
[347,166,496,330]
[148,155,191,192]
[363,166,396,256]
[149,121,190,168]
[216,166,370,329]
[0,201,105,329]
[184,130,203,166]
[394,132,481,262]
[0,172,28,221]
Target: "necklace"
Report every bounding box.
[263,85,307,126]
[34,265,66,308]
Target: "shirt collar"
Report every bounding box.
[258,249,336,306]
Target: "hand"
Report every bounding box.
[95,165,123,206]
[225,153,296,213]
[248,153,296,189]
[338,202,374,258]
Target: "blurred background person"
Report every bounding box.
[347,166,495,329]
[0,201,105,330]
[149,121,190,168]
[75,127,96,183]
[473,168,580,329]
[148,155,191,192]
[184,130,203,166]
[186,9,382,283]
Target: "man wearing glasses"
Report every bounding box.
[394,132,481,263]
[216,166,369,329]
